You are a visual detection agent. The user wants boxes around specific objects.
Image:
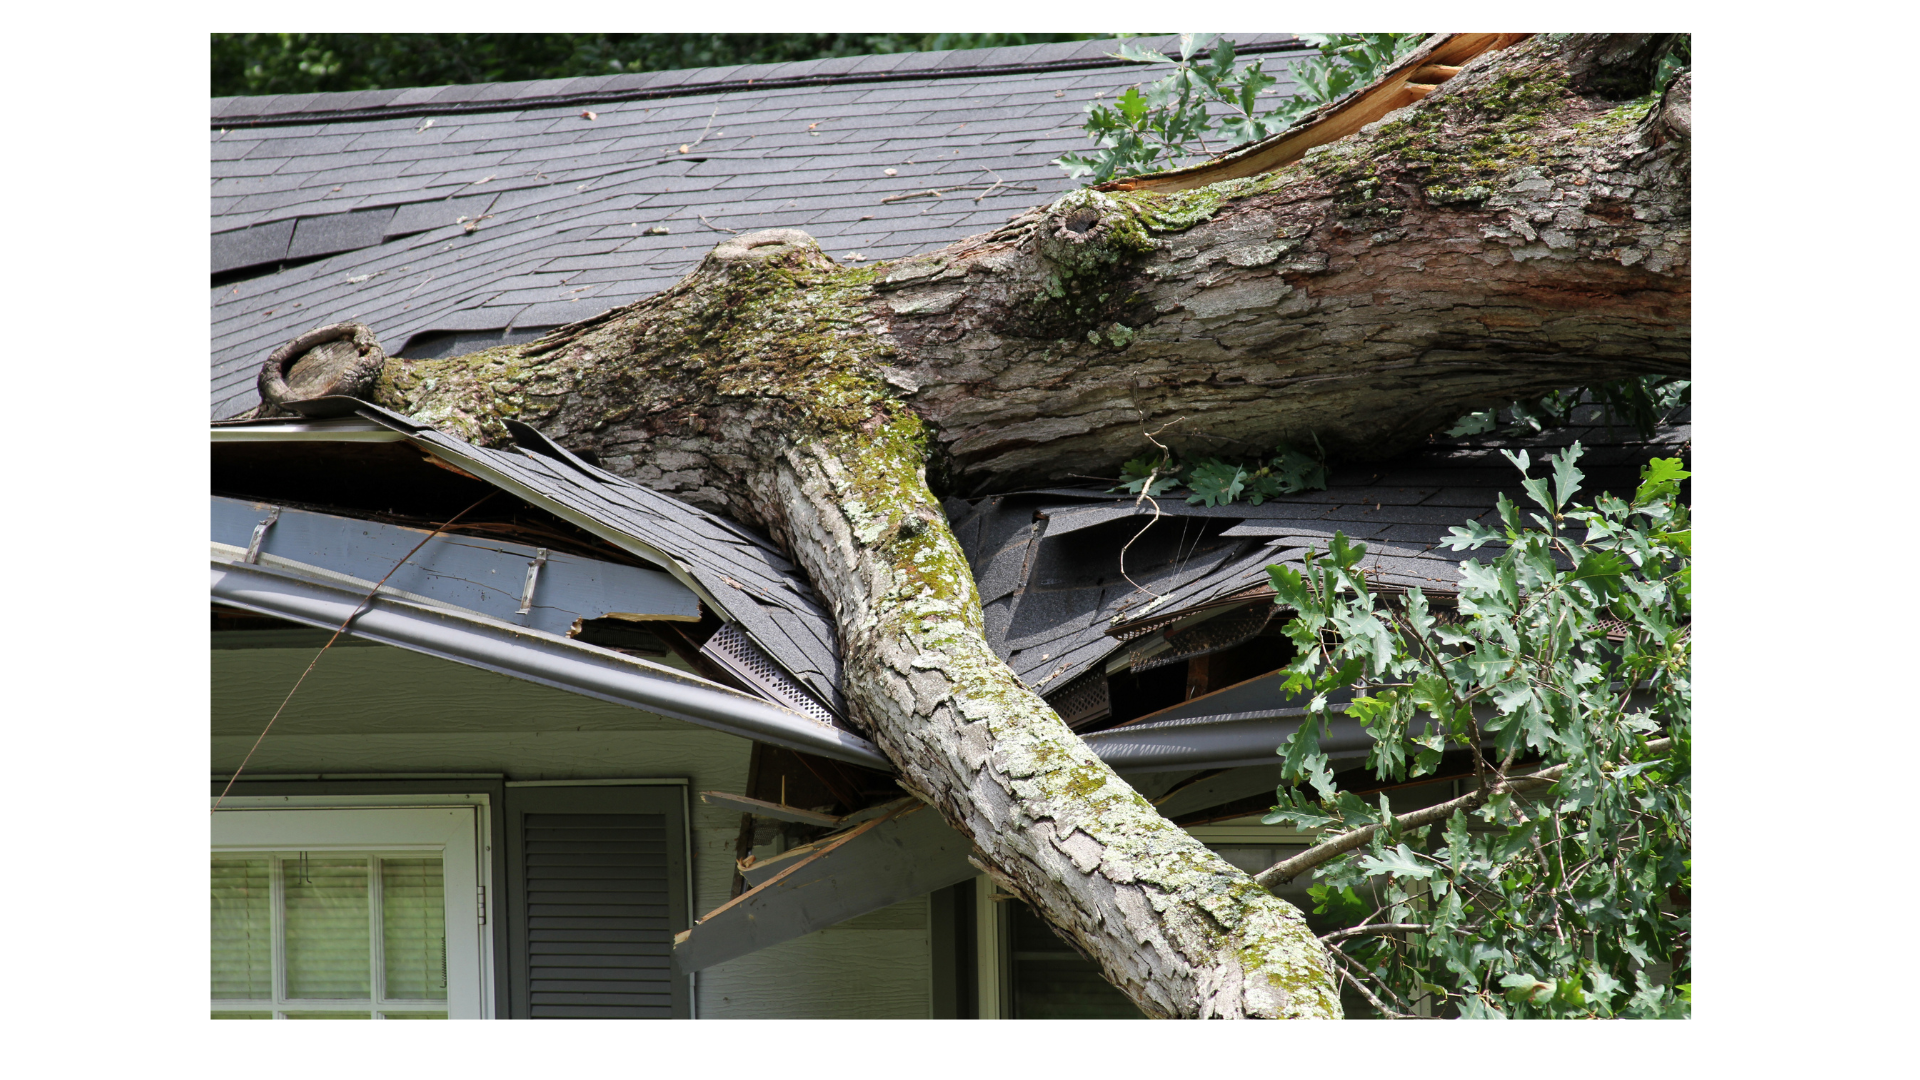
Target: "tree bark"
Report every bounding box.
[363,34,1689,1018]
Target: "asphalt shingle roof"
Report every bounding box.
[221,402,851,716]
[210,35,1309,417]
[948,409,1693,697]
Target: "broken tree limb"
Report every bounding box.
[370,34,1689,1019]
[1096,33,1528,194]
[1254,737,1676,888]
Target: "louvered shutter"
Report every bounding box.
[505,785,690,1018]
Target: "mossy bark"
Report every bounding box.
[366,35,1688,1018]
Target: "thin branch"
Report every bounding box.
[880,182,1036,205]
[1254,737,1673,887]
[676,102,721,154]
[1320,922,1430,943]
[1324,941,1417,1018]
[1116,417,1184,606]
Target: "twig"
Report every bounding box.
[407,273,435,297]
[880,182,1036,204]
[1319,922,1430,943]
[1324,942,1418,1018]
[1117,417,1185,605]
[1255,736,1674,887]
[698,214,738,235]
[213,492,496,812]
[677,102,721,154]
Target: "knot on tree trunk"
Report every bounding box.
[257,321,386,416]
[703,228,836,274]
[1658,71,1692,141]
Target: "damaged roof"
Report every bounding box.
[209,34,1308,417]
[950,409,1693,699]
[213,401,846,719]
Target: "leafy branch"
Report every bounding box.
[1113,441,1329,507]
[1446,375,1691,441]
[1058,33,1427,184]
[1259,445,1691,1018]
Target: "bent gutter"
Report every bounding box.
[1084,708,1373,772]
[211,559,891,770]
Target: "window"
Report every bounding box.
[964,818,1321,1018]
[211,805,492,1019]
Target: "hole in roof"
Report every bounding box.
[211,252,335,290]
[396,325,558,360]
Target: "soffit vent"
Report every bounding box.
[1044,669,1112,731]
[700,623,838,728]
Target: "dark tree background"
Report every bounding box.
[211,33,1134,97]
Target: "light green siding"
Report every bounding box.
[212,642,930,1018]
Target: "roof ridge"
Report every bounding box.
[212,34,1308,129]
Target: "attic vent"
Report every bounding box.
[700,623,837,727]
[1044,669,1111,731]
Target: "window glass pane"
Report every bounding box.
[379,1012,448,1020]
[380,858,448,1001]
[211,857,273,1000]
[283,1011,372,1019]
[1008,901,1143,1019]
[210,1011,273,1019]
[284,858,371,999]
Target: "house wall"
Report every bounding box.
[211,640,930,1019]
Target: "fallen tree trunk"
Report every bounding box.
[353,33,1688,1018]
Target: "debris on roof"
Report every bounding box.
[209,35,1310,417]
[948,407,1691,722]
[213,401,847,720]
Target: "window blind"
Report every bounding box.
[211,858,273,1000]
[381,858,448,1001]
[283,858,371,999]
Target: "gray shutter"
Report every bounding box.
[505,785,690,1018]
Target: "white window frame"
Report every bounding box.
[212,801,494,1019]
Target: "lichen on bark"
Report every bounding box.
[360,33,1688,1019]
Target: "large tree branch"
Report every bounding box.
[342,33,1690,1019]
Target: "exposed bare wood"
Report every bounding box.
[1097,33,1528,195]
[699,790,843,827]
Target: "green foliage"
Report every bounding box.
[210,33,1127,97]
[1115,442,1328,506]
[1652,35,1692,94]
[1262,445,1690,1018]
[1446,376,1691,440]
[1058,33,1427,184]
